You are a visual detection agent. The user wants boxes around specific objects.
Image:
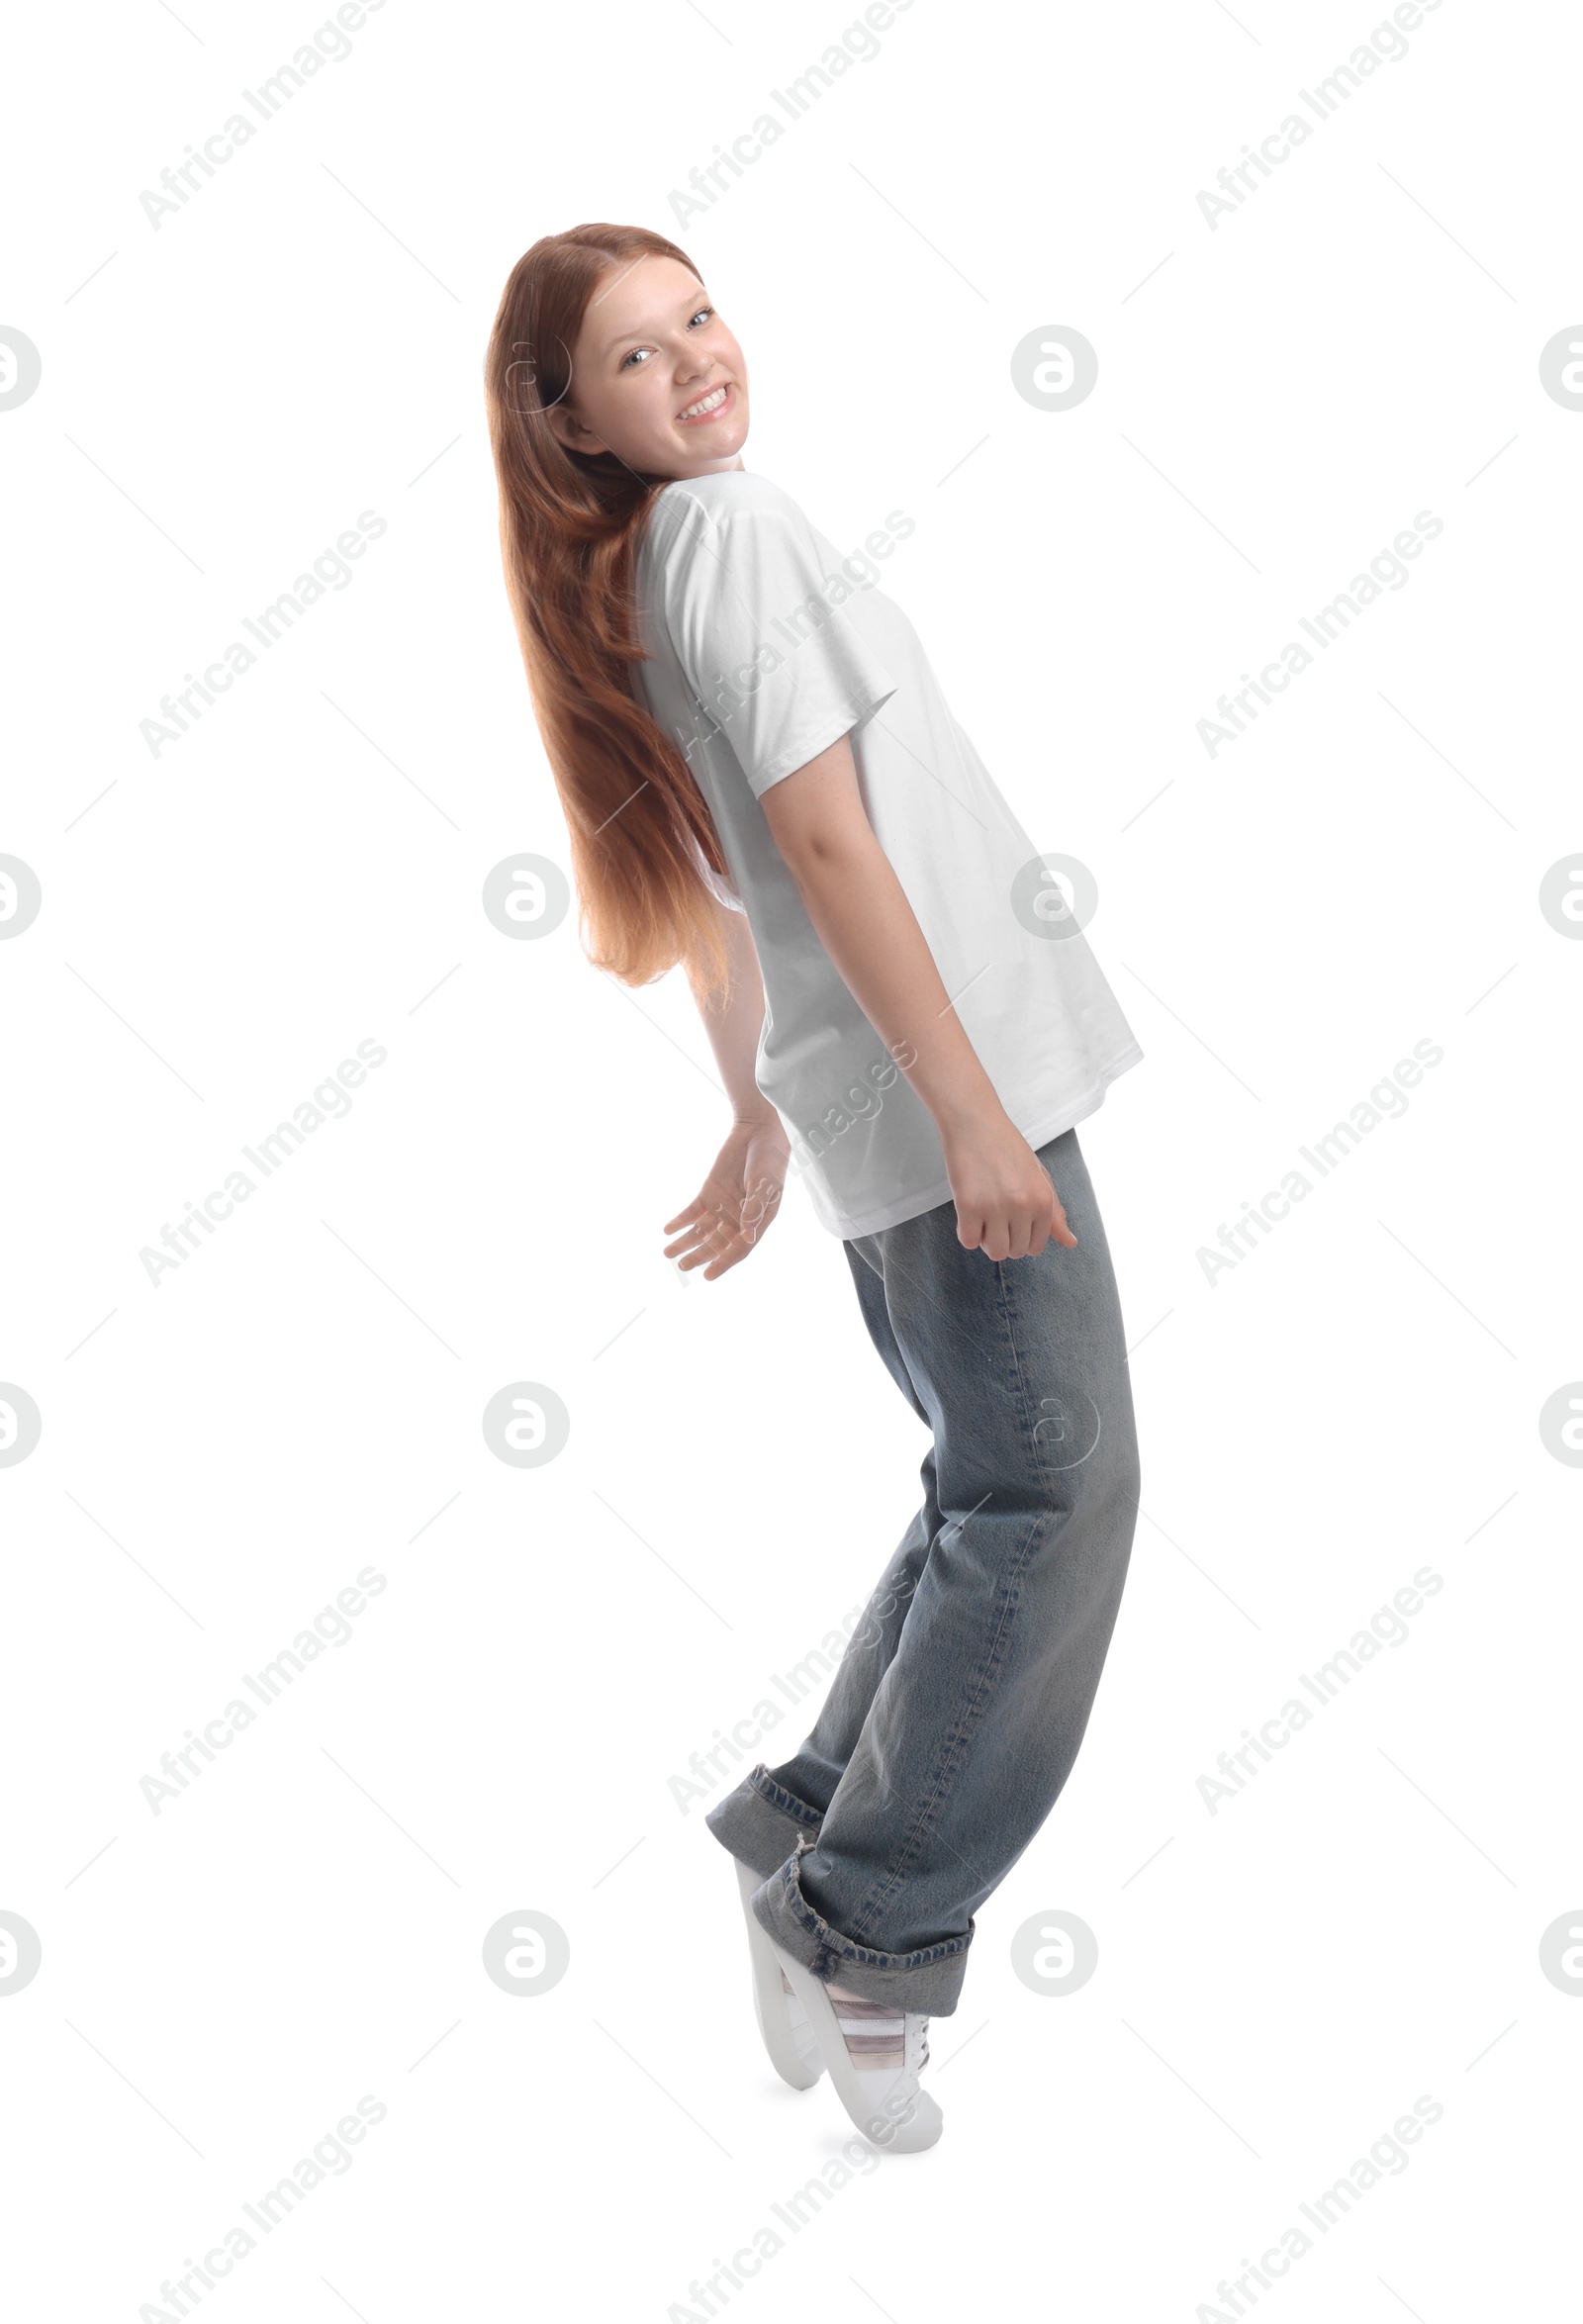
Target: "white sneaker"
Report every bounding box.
[770,1940,944,2152]
[732,1858,823,2090]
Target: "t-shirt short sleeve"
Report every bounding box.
[656,485,897,798]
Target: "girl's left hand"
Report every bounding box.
[664,1114,791,1279]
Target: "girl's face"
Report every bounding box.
[547,254,749,480]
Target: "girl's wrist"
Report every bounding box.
[925,1096,1013,1153]
[733,1103,787,1140]
[925,1074,1009,1144]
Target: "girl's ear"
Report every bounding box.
[545,402,605,455]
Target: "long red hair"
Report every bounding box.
[484,223,732,995]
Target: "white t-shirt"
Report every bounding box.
[631,470,1142,1240]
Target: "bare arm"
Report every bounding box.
[690,895,780,1126]
[759,732,1074,1261]
[664,897,792,1280]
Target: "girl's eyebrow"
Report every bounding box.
[597,288,710,361]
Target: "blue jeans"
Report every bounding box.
[705,1129,1139,2015]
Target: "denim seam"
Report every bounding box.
[843,1552,1034,1947]
[841,1257,1052,1948]
[1000,1243,1077,1505]
[747,1765,823,1831]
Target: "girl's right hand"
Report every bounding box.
[939,1111,1076,1262]
[663,1114,791,1280]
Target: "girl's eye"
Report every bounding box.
[619,309,713,368]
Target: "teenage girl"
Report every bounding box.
[485,224,1143,2153]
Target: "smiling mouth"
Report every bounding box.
[677,382,731,422]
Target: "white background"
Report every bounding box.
[2,0,1579,2317]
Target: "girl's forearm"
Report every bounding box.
[693,898,783,1127]
[758,736,1005,1137]
[781,839,1003,1134]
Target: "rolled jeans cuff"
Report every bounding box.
[703,1764,822,1877]
[750,1847,975,2017]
